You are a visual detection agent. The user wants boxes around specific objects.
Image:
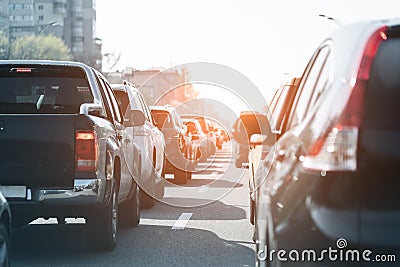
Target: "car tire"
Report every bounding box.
[0,224,10,267]
[173,166,189,184]
[119,182,140,228]
[87,181,118,251]
[155,156,166,199]
[140,188,155,209]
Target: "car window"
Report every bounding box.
[269,86,284,116]
[288,45,331,129]
[270,86,289,131]
[152,110,173,128]
[98,76,122,123]
[95,74,114,121]
[138,93,152,122]
[113,90,130,115]
[0,66,93,114]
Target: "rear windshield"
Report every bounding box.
[0,66,93,114]
[365,36,400,129]
[151,110,172,128]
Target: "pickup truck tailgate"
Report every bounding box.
[0,114,75,188]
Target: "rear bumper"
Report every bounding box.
[7,178,110,224]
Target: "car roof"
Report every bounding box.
[317,18,400,84]
[150,105,175,112]
[0,59,91,69]
[111,80,139,92]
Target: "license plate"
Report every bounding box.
[0,186,27,198]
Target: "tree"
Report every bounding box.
[0,31,9,60]
[9,34,72,60]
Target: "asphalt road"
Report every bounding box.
[11,143,255,267]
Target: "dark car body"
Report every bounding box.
[255,19,400,266]
[0,60,143,250]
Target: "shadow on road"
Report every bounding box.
[165,178,243,188]
[142,198,247,221]
[11,224,254,267]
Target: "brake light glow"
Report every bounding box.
[302,26,388,172]
[75,131,98,172]
[16,68,32,73]
[357,26,387,80]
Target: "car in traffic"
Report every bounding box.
[112,81,165,208]
[231,111,270,168]
[0,60,145,250]
[150,105,192,184]
[247,77,300,226]
[181,117,209,162]
[254,18,400,266]
[180,114,216,160]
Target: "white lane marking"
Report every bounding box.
[198,185,209,193]
[211,171,218,176]
[172,212,193,230]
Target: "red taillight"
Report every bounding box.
[302,26,388,172]
[15,68,32,73]
[75,131,98,172]
[358,26,388,80]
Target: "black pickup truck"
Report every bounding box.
[0,60,144,250]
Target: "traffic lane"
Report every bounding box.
[11,199,254,267]
[11,224,253,267]
[11,145,255,266]
[161,146,248,208]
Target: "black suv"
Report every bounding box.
[255,19,400,267]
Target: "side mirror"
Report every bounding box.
[250,134,267,146]
[124,109,146,127]
[80,103,104,117]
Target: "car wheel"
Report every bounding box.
[173,166,188,184]
[186,170,192,180]
[119,182,140,228]
[87,181,118,251]
[140,187,155,209]
[0,224,10,267]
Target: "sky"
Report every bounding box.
[96,0,400,110]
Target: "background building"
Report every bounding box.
[106,67,198,108]
[0,0,101,68]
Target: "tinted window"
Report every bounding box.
[104,82,123,123]
[0,67,93,114]
[289,46,330,128]
[114,90,130,115]
[365,39,400,129]
[151,110,172,128]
